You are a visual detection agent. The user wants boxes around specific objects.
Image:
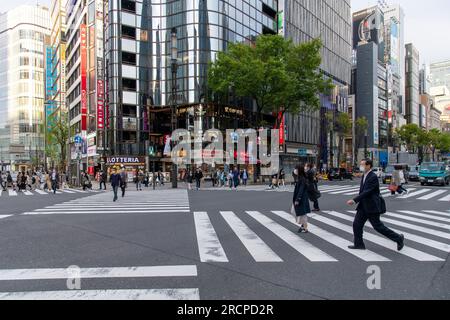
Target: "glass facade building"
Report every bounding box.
[405,43,420,126]
[105,0,352,171]
[0,5,50,170]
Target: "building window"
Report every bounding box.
[122,51,136,65]
[121,0,136,14]
[122,78,137,91]
[122,25,136,40]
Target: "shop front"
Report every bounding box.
[105,156,147,183]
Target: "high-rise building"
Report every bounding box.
[104,0,352,177]
[0,5,50,171]
[65,0,106,178]
[430,60,450,90]
[419,64,431,95]
[405,43,420,126]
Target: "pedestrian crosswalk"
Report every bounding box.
[21,189,190,215]
[0,265,200,300]
[193,209,450,263]
[0,188,103,197]
[317,184,450,202]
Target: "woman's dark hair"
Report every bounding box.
[296,164,307,179]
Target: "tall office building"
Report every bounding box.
[405,43,420,126]
[0,5,50,171]
[66,0,106,177]
[382,4,405,121]
[104,0,352,177]
[430,60,450,90]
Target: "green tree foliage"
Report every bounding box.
[46,112,69,171]
[396,124,422,153]
[208,35,331,127]
[336,112,352,164]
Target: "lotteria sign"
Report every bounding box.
[106,157,146,165]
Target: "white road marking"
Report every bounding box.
[194,212,229,263]
[22,209,191,215]
[385,212,450,230]
[423,210,450,217]
[8,190,17,196]
[220,211,283,262]
[34,189,48,195]
[315,212,443,261]
[0,215,12,220]
[398,189,432,199]
[0,265,198,281]
[397,211,450,224]
[60,189,76,194]
[318,185,352,192]
[417,190,447,200]
[438,194,450,202]
[0,289,200,300]
[326,211,450,253]
[329,188,361,195]
[271,211,390,262]
[22,190,33,196]
[246,211,337,262]
[36,206,190,211]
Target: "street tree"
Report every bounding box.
[46,113,69,171]
[396,124,422,153]
[335,112,352,165]
[355,116,369,160]
[208,35,331,128]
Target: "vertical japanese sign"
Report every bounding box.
[45,46,56,132]
[96,0,104,130]
[60,43,66,111]
[80,24,88,132]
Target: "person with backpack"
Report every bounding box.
[120,167,128,197]
[347,159,404,251]
[51,169,59,194]
[306,163,321,212]
[194,168,203,191]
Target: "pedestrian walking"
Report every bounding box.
[390,166,408,196]
[144,172,149,188]
[347,159,405,251]
[99,170,107,190]
[0,171,6,191]
[186,170,193,190]
[135,171,144,191]
[45,171,52,191]
[227,171,234,189]
[194,168,203,190]
[51,169,59,194]
[241,169,248,186]
[110,168,122,202]
[306,163,321,212]
[120,167,128,197]
[6,171,14,189]
[292,164,311,233]
[232,168,240,190]
[278,168,286,187]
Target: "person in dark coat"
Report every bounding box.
[292,164,311,233]
[194,169,203,190]
[306,163,320,212]
[110,168,122,202]
[347,159,405,251]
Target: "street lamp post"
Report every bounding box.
[171,27,178,189]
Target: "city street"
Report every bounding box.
[0,181,448,300]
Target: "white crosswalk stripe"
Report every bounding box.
[192,209,448,264]
[0,265,200,300]
[21,189,191,216]
[0,215,12,220]
[417,190,447,200]
[397,211,450,224]
[8,190,17,196]
[439,194,450,202]
[423,210,450,217]
[397,189,432,199]
[0,188,104,197]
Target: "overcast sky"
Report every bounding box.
[2,0,450,65]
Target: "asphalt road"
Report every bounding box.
[0,181,448,300]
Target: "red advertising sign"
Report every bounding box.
[80,24,87,131]
[97,79,104,129]
[279,114,285,145]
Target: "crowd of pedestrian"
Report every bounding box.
[0,169,69,193]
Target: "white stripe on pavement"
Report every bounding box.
[315,212,443,261]
[423,210,450,217]
[0,265,197,281]
[397,211,450,224]
[34,189,48,195]
[398,189,432,199]
[329,188,361,195]
[326,211,450,253]
[271,211,391,262]
[22,209,191,215]
[0,215,12,220]
[417,190,447,200]
[65,189,87,193]
[38,206,190,211]
[0,289,200,300]
[318,185,352,192]
[220,211,283,262]
[385,212,450,230]
[439,194,450,202]
[60,189,76,194]
[246,211,337,262]
[8,190,17,196]
[194,212,229,263]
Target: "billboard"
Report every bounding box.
[96,0,104,130]
[80,24,88,132]
[389,21,400,76]
[353,7,385,61]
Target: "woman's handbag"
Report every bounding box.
[388,184,398,192]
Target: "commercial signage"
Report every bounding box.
[97,79,104,129]
[80,24,88,132]
[106,157,146,166]
[373,85,379,146]
[60,43,67,111]
[96,0,104,130]
[352,7,385,61]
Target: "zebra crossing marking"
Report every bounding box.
[418,190,447,200]
[439,194,450,202]
[315,212,444,261]
[271,211,391,262]
[194,212,229,263]
[0,215,12,220]
[0,289,200,300]
[220,211,283,262]
[8,190,17,196]
[385,212,450,230]
[398,189,432,199]
[34,189,48,195]
[423,210,450,217]
[326,211,450,253]
[246,211,337,262]
[328,187,361,195]
[397,210,450,224]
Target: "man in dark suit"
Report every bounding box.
[347,159,405,251]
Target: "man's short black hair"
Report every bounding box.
[362,159,374,168]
